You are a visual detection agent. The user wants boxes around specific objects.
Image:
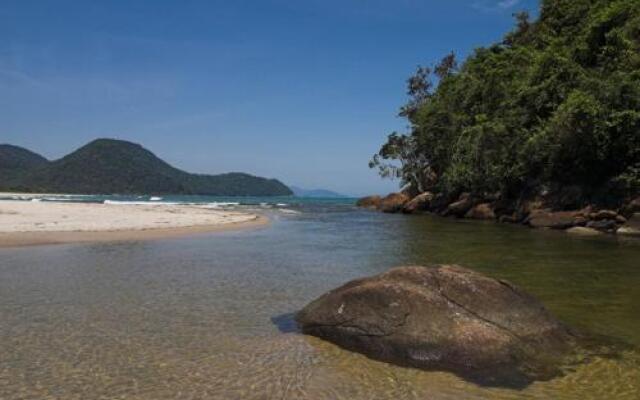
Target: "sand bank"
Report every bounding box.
[0,200,266,247]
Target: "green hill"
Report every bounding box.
[0,144,49,171]
[0,139,292,196]
[371,0,640,208]
[0,144,50,190]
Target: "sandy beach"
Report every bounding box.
[0,200,266,247]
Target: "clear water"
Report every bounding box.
[1,198,639,399]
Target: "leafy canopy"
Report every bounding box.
[371,0,640,205]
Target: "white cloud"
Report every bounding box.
[497,0,521,9]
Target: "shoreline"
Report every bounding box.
[0,200,268,248]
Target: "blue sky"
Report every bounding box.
[1,0,538,196]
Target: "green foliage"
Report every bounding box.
[372,0,640,205]
[0,139,292,196]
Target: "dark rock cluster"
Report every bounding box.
[357,191,640,237]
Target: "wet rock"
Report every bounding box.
[586,220,617,232]
[465,203,496,220]
[402,192,434,214]
[591,210,619,221]
[356,195,382,209]
[566,227,601,236]
[526,210,581,229]
[573,216,588,226]
[297,265,578,387]
[430,193,453,213]
[379,193,410,213]
[444,194,474,217]
[621,197,640,218]
[492,198,517,219]
[617,213,640,237]
[499,214,519,224]
[617,226,640,236]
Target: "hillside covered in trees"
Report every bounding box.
[0,139,292,196]
[371,0,640,210]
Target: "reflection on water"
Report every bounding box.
[1,207,639,399]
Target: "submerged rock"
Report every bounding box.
[296,265,579,387]
[356,195,382,209]
[379,193,410,213]
[566,226,602,236]
[526,210,581,229]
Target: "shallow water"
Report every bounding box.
[1,203,639,399]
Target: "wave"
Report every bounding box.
[279,208,301,214]
[104,200,177,206]
[103,200,242,208]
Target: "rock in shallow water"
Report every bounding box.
[355,195,382,209]
[296,265,580,387]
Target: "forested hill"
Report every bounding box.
[0,139,292,196]
[371,0,640,209]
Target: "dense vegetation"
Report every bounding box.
[0,139,292,196]
[371,0,640,209]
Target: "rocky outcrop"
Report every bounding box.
[356,195,382,209]
[402,192,434,214]
[297,265,579,387]
[356,191,639,238]
[379,193,410,213]
[465,203,496,220]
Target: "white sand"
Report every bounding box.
[0,200,266,247]
[0,200,257,233]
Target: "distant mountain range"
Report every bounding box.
[0,139,292,196]
[289,186,348,198]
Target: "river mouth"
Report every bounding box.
[1,206,639,399]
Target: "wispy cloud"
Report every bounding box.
[497,0,521,9]
[473,0,522,12]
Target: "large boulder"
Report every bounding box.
[465,203,496,220]
[356,195,382,209]
[402,192,434,214]
[297,265,578,387]
[379,192,410,213]
[526,210,582,229]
